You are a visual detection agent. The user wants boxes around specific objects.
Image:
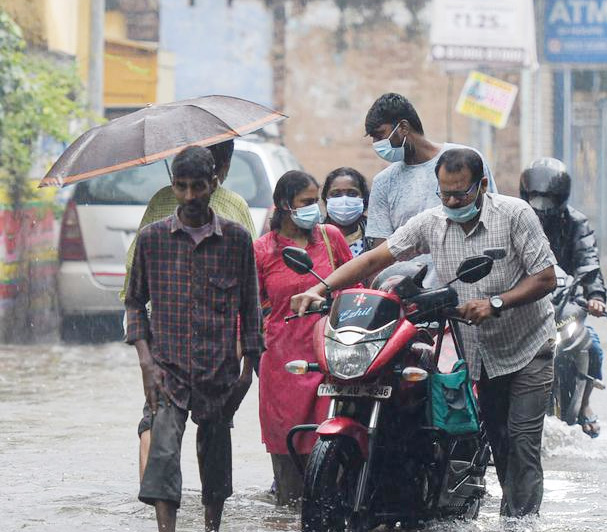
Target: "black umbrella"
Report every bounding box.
[39,95,287,188]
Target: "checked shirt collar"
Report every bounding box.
[169,206,223,241]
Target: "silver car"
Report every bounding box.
[57,136,301,340]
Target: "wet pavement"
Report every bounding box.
[2,316,607,531]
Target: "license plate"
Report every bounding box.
[317,383,392,399]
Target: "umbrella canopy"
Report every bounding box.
[39,95,287,188]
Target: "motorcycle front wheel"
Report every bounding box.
[301,437,365,532]
[552,358,586,425]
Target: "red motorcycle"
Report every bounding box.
[282,247,497,532]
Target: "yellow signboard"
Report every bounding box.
[455,71,518,129]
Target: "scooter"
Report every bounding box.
[282,247,496,531]
[549,264,605,425]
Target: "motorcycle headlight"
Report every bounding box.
[325,338,385,380]
[556,320,579,346]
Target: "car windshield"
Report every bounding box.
[72,162,170,205]
[72,149,274,208]
[223,150,273,208]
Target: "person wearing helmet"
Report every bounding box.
[520,157,606,438]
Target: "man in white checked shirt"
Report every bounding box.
[290,148,557,518]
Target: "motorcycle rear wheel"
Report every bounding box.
[301,437,365,532]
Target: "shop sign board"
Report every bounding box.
[430,0,537,67]
[544,0,607,63]
[455,71,519,129]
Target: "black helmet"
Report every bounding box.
[520,157,571,215]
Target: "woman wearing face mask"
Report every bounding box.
[321,167,371,257]
[254,170,354,505]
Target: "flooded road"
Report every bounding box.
[2,316,607,531]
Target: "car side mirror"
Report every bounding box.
[282,246,313,275]
[456,255,494,284]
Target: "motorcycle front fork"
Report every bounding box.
[353,400,381,513]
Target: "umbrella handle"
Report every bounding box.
[164,159,173,179]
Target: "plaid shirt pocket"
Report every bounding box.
[209,276,239,314]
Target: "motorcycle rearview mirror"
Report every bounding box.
[453,255,494,284]
[281,246,332,293]
[282,246,313,274]
[483,247,506,260]
[576,265,600,285]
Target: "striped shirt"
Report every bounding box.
[387,193,557,381]
[121,184,256,301]
[125,208,262,422]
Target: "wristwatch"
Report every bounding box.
[489,295,504,317]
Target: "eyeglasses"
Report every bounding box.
[435,182,479,201]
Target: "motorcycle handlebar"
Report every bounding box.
[285,300,476,326]
[574,297,607,317]
[449,316,474,326]
[284,301,328,322]
[441,308,473,326]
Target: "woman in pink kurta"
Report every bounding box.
[254,170,353,505]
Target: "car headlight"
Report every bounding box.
[325,338,385,380]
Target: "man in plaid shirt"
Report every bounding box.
[125,145,262,532]
[291,149,557,519]
[121,139,257,494]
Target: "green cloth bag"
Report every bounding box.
[428,359,479,435]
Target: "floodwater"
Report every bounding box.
[2,317,607,531]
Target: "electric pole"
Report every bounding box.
[88,0,105,119]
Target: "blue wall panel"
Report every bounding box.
[160,0,273,106]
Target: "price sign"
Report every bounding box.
[430,0,537,67]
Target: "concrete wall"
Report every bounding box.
[280,2,521,192]
[155,1,524,191]
[159,0,273,105]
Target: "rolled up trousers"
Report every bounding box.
[477,341,554,518]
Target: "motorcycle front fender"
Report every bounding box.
[317,417,369,459]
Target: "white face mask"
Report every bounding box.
[290,203,321,229]
[372,123,406,163]
[441,184,482,223]
[326,196,364,225]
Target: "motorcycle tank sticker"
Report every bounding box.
[329,292,400,330]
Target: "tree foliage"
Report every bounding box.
[0,10,87,207]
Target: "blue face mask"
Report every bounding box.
[326,196,364,225]
[290,203,321,229]
[373,123,406,163]
[442,187,482,223]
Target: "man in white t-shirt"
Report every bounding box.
[365,93,497,248]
